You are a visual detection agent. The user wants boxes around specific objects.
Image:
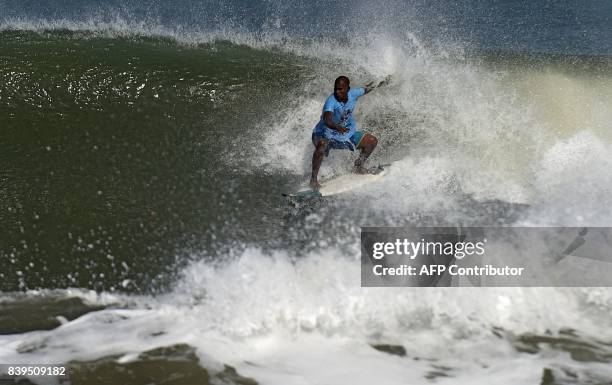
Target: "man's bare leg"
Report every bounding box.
[310,138,328,188]
[354,133,378,174]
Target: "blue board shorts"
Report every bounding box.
[312,131,365,157]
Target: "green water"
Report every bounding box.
[1,31,306,292]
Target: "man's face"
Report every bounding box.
[334,80,349,102]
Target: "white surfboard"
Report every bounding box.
[284,164,390,199]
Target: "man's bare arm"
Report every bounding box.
[323,111,348,133]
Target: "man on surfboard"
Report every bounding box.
[310,75,389,189]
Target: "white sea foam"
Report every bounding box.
[524,130,612,225]
[2,248,612,383]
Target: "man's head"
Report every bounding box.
[334,76,350,102]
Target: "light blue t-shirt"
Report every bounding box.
[313,87,366,142]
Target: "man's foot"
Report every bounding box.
[309,179,322,189]
[353,165,381,175]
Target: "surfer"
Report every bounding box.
[310,75,389,189]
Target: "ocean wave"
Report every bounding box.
[2,248,612,383]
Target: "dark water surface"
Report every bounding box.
[1,32,310,291]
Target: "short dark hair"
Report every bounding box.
[334,75,350,87]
